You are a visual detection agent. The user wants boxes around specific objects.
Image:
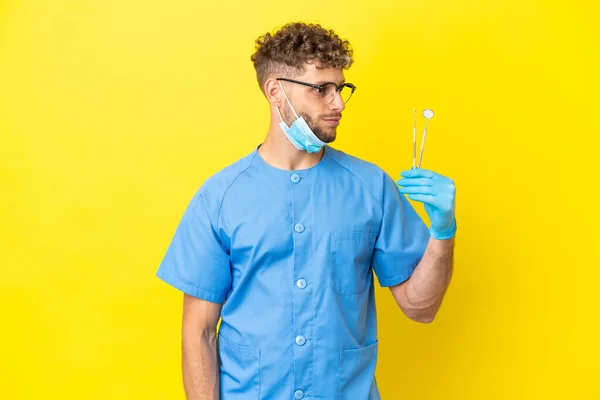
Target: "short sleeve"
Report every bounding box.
[372,173,430,287]
[156,191,232,303]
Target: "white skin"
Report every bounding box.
[259,62,346,171]
[179,61,454,400]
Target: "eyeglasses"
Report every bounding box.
[276,78,356,104]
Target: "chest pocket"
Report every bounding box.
[330,231,377,295]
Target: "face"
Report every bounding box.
[278,64,347,144]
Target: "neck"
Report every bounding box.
[258,121,324,171]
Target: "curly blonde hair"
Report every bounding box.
[250,22,354,94]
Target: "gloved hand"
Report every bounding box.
[397,168,457,240]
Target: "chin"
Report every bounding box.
[316,132,336,144]
[315,127,337,144]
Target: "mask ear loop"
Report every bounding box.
[278,81,300,119]
[275,105,285,123]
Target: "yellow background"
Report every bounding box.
[1,0,599,398]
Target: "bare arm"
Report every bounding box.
[182,294,223,400]
[389,236,454,323]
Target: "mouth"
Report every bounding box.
[322,116,341,127]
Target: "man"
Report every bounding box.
[157,22,456,400]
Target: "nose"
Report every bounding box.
[330,90,345,112]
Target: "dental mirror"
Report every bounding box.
[418,109,434,168]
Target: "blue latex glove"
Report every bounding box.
[397,168,457,240]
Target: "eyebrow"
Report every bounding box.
[315,79,346,85]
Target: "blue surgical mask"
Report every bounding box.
[277,82,327,153]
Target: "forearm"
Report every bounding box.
[397,236,454,322]
[182,329,220,400]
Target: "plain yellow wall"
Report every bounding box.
[1,0,599,398]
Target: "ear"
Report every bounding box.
[264,78,282,107]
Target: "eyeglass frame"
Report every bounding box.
[276,77,357,104]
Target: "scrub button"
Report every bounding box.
[295,335,306,346]
[296,279,307,289]
[294,223,305,233]
[290,173,301,183]
[294,390,305,399]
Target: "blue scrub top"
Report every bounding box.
[157,145,430,400]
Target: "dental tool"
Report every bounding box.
[413,109,417,169]
[417,109,434,168]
